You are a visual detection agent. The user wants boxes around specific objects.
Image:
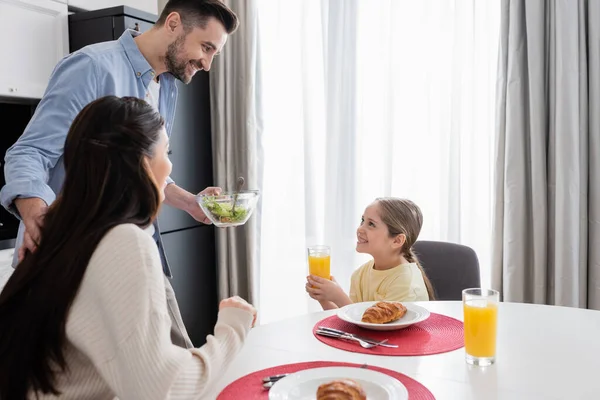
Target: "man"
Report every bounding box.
[0,0,238,348]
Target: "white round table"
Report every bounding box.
[213,301,600,399]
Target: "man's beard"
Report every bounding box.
[164,34,194,84]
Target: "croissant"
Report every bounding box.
[316,379,367,400]
[361,301,407,324]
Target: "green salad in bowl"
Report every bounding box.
[197,190,260,227]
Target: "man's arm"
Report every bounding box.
[163,183,221,224]
[163,183,196,214]
[0,52,98,218]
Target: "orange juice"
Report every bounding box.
[463,302,497,358]
[308,254,330,280]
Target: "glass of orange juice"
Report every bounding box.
[462,288,499,366]
[307,245,331,281]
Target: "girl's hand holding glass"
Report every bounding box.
[305,275,345,303]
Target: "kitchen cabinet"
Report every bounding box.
[67,0,157,15]
[68,5,155,52]
[0,0,68,99]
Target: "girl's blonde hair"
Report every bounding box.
[375,197,435,300]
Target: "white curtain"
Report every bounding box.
[256,0,501,324]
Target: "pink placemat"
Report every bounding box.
[313,313,463,356]
[217,361,435,399]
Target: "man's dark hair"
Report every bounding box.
[157,0,239,34]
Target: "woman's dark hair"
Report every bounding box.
[0,96,164,399]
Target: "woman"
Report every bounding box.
[0,96,256,399]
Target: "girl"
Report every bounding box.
[0,96,256,399]
[306,198,434,310]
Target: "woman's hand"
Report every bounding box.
[220,296,257,327]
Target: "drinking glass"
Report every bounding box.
[307,245,331,281]
[462,288,499,366]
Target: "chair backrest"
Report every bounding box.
[412,240,481,301]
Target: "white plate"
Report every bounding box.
[337,301,431,331]
[268,367,408,400]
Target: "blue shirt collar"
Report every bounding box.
[118,29,175,86]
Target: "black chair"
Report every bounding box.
[412,240,481,300]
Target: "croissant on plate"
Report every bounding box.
[316,379,367,400]
[361,301,407,324]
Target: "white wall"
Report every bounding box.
[157,0,166,14]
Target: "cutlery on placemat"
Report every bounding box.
[315,329,381,349]
[262,373,288,383]
[315,329,399,348]
[317,326,395,347]
[263,381,276,390]
[262,373,289,389]
[263,365,370,390]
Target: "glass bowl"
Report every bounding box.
[196,190,260,227]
